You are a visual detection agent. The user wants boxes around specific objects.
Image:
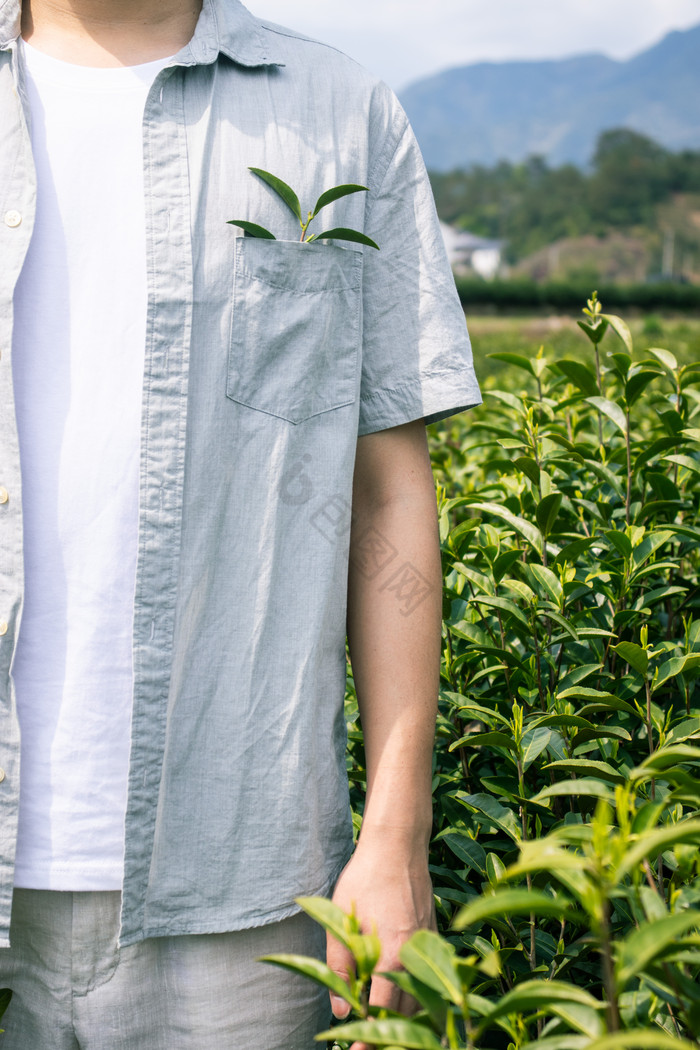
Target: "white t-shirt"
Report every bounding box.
[11,41,172,890]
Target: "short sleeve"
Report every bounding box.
[358,100,482,436]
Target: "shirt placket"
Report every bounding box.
[118,63,194,946]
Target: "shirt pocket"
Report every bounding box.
[227,237,362,424]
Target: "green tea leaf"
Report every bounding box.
[465,501,543,554]
[225,219,276,239]
[488,352,537,376]
[631,529,674,569]
[557,687,637,715]
[554,537,596,565]
[485,852,506,886]
[585,1030,698,1050]
[399,929,463,1004]
[503,578,536,604]
[631,800,667,835]
[554,359,599,396]
[505,841,588,883]
[666,717,700,744]
[492,549,522,582]
[487,389,528,414]
[616,910,700,987]
[529,714,595,731]
[577,318,608,346]
[583,459,625,498]
[469,595,530,628]
[514,456,542,484]
[534,492,562,537]
[556,664,603,689]
[609,351,632,380]
[316,1018,443,1048]
[647,347,678,373]
[626,369,661,406]
[449,731,517,754]
[480,978,600,1024]
[570,724,631,747]
[544,759,625,784]
[654,658,700,694]
[635,436,685,471]
[521,726,552,771]
[586,396,628,436]
[550,1002,604,1039]
[666,453,700,477]
[441,833,488,875]
[260,953,362,1012]
[532,778,615,802]
[454,889,575,930]
[530,563,563,603]
[295,896,357,951]
[248,167,302,221]
[522,1037,589,1050]
[617,819,700,879]
[456,792,522,841]
[611,641,648,676]
[346,929,382,981]
[381,969,448,1029]
[631,745,700,778]
[601,313,633,354]
[308,227,379,249]
[605,530,633,559]
[312,183,368,217]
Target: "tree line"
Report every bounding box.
[430,129,700,264]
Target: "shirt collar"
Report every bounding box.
[0,0,285,67]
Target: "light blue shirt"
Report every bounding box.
[0,0,481,947]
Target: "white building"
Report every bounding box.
[440,221,504,280]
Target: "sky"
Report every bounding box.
[251,0,700,91]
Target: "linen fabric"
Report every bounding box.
[0,0,482,948]
[12,41,173,892]
[0,888,329,1049]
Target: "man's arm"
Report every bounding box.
[328,417,441,1039]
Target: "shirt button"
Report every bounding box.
[4,210,22,228]
[0,622,7,636]
[0,488,8,504]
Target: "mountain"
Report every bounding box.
[399,24,700,171]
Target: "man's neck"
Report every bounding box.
[20,0,204,66]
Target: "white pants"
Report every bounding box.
[0,889,331,1049]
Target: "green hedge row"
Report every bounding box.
[455,278,700,312]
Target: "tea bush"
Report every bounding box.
[266,295,700,1050]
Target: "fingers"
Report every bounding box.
[398,988,419,1017]
[326,932,354,1019]
[347,981,415,1050]
[368,971,401,1013]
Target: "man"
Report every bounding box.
[0,0,481,1046]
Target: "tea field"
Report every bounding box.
[298,299,700,1050]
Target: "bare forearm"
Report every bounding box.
[346,424,442,853]
[329,422,440,1033]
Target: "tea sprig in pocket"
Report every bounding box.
[227,168,379,250]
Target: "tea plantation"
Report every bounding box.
[271,297,700,1050]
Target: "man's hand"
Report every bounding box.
[328,832,436,1050]
[333,418,442,1050]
